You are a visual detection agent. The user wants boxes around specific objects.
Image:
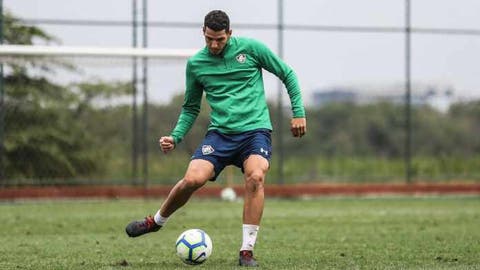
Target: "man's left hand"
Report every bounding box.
[290,117,307,138]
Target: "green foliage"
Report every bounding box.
[3,11,57,45]
[0,197,479,269]
[2,13,131,181]
[4,76,132,180]
[29,97,477,184]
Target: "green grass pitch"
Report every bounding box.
[0,196,479,269]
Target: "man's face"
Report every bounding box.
[203,27,232,55]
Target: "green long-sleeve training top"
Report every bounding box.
[171,36,306,144]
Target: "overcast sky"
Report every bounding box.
[4,0,480,105]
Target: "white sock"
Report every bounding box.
[153,210,168,226]
[240,224,259,251]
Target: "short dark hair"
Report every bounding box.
[204,10,230,32]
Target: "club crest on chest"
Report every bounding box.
[236,54,246,63]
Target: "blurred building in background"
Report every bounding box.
[312,85,455,112]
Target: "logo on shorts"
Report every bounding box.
[202,145,215,155]
[236,54,246,63]
[260,147,269,156]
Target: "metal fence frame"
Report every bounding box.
[1,0,480,185]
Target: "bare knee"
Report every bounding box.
[178,159,213,191]
[180,175,207,191]
[245,170,265,193]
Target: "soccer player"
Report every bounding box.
[125,10,306,267]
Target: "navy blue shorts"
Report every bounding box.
[191,128,272,181]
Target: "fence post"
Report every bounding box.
[404,0,413,183]
[0,0,5,184]
[276,0,285,184]
[131,0,139,185]
[141,0,149,188]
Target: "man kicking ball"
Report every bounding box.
[125,9,307,267]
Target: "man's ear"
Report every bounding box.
[227,29,232,36]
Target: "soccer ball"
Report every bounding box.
[220,187,237,201]
[175,229,213,265]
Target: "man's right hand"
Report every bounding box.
[159,136,175,154]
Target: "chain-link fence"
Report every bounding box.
[1,0,479,186]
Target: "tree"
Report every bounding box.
[2,13,129,182]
